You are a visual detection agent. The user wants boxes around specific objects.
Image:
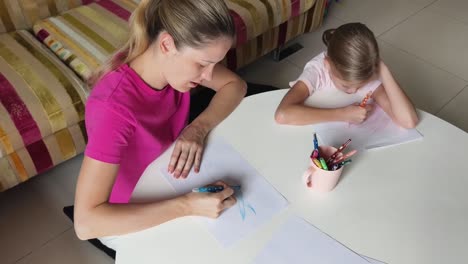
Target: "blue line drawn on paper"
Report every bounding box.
[236,190,256,221]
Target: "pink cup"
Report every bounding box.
[303,146,344,192]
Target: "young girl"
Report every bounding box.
[275,23,418,128]
[74,0,247,244]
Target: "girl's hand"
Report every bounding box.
[342,104,374,124]
[168,123,208,178]
[182,181,237,218]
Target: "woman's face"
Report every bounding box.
[162,36,233,92]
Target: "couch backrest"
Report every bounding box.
[0,0,97,33]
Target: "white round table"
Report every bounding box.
[118,90,468,264]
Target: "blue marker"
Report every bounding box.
[313,133,319,150]
[192,185,241,193]
[310,133,320,159]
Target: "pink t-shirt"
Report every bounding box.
[84,64,190,203]
[290,52,381,97]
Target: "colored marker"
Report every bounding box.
[192,185,241,193]
[312,158,322,169]
[326,139,352,164]
[310,133,319,158]
[331,150,357,165]
[340,159,352,166]
[331,164,340,171]
[313,133,319,150]
[319,158,328,170]
[331,159,352,171]
[360,91,373,107]
[311,149,319,159]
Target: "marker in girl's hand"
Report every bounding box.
[360,91,373,108]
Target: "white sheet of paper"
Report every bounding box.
[254,215,371,264]
[361,255,387,264]
[160,136,288,247]
[313,106,423,151]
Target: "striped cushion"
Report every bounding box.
[0,30,88,191]
[227,0,317,46]
[33,0,136,80]
[225,1,325,69]
[0,0,99,33]
[32,0,320,80]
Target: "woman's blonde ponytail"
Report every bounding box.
[88,0,154,86]
[88,0,235,86]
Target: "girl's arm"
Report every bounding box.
[74,156,236,240]
[373,61,419,128]
[275,81,372,125]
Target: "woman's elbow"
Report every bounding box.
[74,211,95,240]
[240,80,247,96]
[233,79,247,97]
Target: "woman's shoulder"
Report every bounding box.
[86,67,137,126]
[89,65,128,101]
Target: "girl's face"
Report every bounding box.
[325,57,375,94]
[330,72,368,94]
[162,36,233,93]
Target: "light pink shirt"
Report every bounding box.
[290,52,381,98]
[85,64,190,203]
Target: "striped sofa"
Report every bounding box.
[0,0,326,191]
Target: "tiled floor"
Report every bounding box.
[1,1,467,263]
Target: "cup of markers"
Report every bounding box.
[303,134,356,192]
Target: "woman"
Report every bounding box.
[74,0,247,246]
